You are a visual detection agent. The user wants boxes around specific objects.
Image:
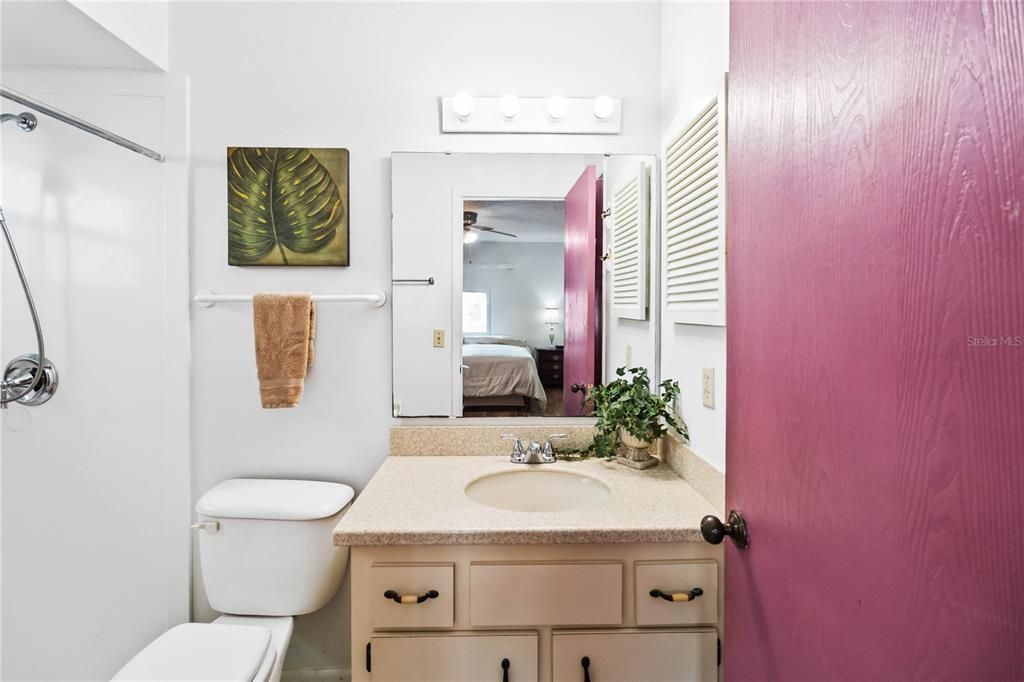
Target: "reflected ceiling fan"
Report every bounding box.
[463,210,518,243]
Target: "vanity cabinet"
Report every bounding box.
[352,543,722,682]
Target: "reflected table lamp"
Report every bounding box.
[544,307,560,346]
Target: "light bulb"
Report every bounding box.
[453,92,474,120]
[463,229,478,244]
[499,94,520,119]
[592,95,615,120]
[547,96,568,120]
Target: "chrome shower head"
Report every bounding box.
[0,111,37,131]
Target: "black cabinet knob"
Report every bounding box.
[501,658,510,682]
[700,510,750,549]
[581,656,592,682]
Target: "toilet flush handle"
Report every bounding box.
[191,520,220,533]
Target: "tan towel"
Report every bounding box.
[253,293,316,408]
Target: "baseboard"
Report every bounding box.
[281,667,349,682]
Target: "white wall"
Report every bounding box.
[0,0,168,71]
[0,69,189,680]
[171,1,661,673]
[70,0,169,70]
[465,241,565,349]
[658,1,729,473]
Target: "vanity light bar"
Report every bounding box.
[440,95,622,134]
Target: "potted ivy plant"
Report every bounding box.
[584,366,689,469]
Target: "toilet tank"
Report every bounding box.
[195,479,355,616]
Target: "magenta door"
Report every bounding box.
[563,165,603,415]
[726,1,1024,679]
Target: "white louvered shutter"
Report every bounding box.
[610,162,650,320]
[663,77,727,326]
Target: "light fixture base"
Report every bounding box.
[440,96,621,134]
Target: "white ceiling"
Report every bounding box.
[464,199,565,243]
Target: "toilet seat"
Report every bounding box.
[112,623,275,681]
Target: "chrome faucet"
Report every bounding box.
[502,433,567,464]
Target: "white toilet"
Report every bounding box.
[113,478,355,682]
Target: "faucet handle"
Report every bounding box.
[501,433,526,462]
[542,433,568,461]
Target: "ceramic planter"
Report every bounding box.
[617,427,658,469]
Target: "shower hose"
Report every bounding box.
[0,205,47,406]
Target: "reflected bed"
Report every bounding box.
[462,337,547,413]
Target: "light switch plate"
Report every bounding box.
[433,329,445,348]
[702,368,715,409]
[625,344,633,367]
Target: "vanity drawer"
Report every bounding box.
[552,629,717,682]
[635,560,718,625]
[470,562,622,626]
[369,564,454,629]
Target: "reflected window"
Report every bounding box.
[463,291,489,334]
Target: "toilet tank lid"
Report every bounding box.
[196,479,355,521]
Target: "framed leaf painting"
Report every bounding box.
[227,147,349,266]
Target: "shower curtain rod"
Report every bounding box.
[0,85,165,162]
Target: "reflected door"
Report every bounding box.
[562,166,602,415]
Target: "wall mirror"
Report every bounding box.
[392,153,659,419]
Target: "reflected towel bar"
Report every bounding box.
[194,290,387,308]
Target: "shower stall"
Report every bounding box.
[0,68,191,679]
[1,86,166,408]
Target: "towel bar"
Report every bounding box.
[194,289,387,308]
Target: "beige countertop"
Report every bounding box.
[332,455,719,546]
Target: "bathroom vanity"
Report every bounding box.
[334,455,723,682]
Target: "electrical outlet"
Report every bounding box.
[432,329,445,348]
[625,344,633,367]
[702,368,715,409]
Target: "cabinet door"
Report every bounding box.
[552,630,716,682]
[371,632,538,682]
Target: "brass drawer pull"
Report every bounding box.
[383,589,439,604]
[649,587,704,602]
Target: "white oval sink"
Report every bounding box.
[465,469,611,512]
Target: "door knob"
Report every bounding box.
[700,510,749,549]
[570,383,586,393]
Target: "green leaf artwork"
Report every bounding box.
[227,147,349,266]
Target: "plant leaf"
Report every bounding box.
[227,147,343,264]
